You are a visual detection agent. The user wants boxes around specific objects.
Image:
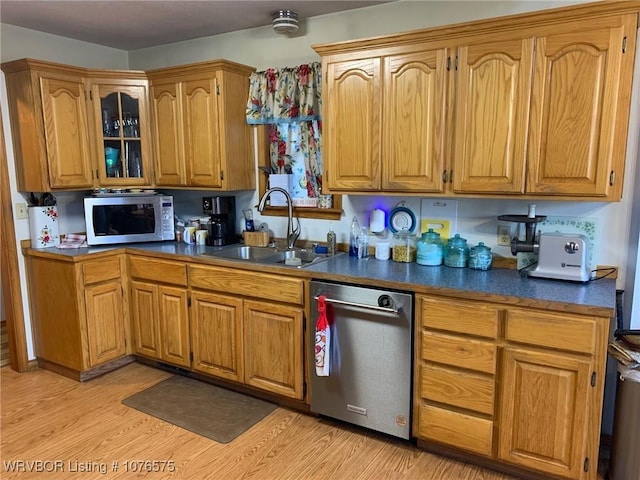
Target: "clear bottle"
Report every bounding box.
[357,227,369,259]
[349,216,360,257]
[416,228,444,266]
[326,223,337,256]
[443,233,469,268]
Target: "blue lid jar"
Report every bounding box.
[469,242,493,270]
[444,234,469,268]
[417,229,444,266]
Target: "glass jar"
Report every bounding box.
[392,231,417,263]
[444,233,469,268]
[469,242,493,270]
[416,228,444,266]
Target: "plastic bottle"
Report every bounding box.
[357,227,369,259]
[349,216,360,256]
[327,223,337,256]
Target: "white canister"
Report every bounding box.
[28,206,60,248]
[195,229,208,245]
[375,242,391,261]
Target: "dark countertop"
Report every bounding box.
[26,241,616,317]
[303,255,616,316]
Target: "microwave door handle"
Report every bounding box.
[313,296,400,315]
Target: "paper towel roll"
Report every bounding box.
[370,208,385,233]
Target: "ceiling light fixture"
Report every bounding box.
[272,10,299,35]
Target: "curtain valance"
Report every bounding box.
[246,62,322,124]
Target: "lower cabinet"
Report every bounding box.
[84,281,127,367]
[243,299,304,398]
[189,264,305,400]
[190,291,244,382]
[415,294,609,480]
[129,256,190,368]
[25,253,129,380]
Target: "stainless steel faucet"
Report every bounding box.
[257,187,301,249]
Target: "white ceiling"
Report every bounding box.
[0,0,392,50]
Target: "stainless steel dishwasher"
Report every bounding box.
[309,280,414,439]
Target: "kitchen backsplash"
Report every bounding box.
[40,189,606,273]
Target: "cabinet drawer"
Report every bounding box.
[421,364,494,415]
[422,331,497,374]
[189,265,304,305]
[82,257,122,285]
[506,309,597,354]
[418,404,493,456]
[420,296,500,338]
[128,256,187,286]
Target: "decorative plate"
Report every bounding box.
[389,204,417,233]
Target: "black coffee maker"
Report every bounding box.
[202,196,236,246]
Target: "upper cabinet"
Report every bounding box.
[452,37,534,194]
[526,17,636,199]
[147,60,256,190]
[323,49,448,192]
[2,59,153,192]
[315,2,639,201]
[86,74,153,186]
[2,60,93,191]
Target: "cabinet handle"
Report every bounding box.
[314,295,400,315]
[449,170,453,183]
[442,170,448,183]
[609,171,615,186]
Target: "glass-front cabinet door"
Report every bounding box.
[89,80,152,186]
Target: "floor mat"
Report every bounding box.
[122,375,277,443]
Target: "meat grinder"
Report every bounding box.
[498,207,590,283]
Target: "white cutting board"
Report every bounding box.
[420,199,458,241]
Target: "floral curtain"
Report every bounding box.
[246,63,323,198]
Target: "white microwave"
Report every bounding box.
[84,195,174,246]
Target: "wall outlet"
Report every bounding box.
[15,202,28,220]
[497,225,511,246]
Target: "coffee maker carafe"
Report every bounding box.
[202,196,236,246]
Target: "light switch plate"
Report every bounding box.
[15,202,28,220]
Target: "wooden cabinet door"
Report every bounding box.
[159,286,190,368]
[40,74,93,189]
[527,17,635,198]
[182,78,222,187]
[383,49,448,192]
[151,82,186,186]
[84,281,126,367]
[498,347,592,479]
[453,37,533,193]
[243,300,303,399]
[324,58,381,191]
[190,292,243,382]
[130,280,161,359]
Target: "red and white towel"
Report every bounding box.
[56,233,88,249]
[315,295,330,376]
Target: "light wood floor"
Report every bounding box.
[0,362,520,480]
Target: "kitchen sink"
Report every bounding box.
[200,245,342,268]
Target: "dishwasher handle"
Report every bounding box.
[313,295,400,315]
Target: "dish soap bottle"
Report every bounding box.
[349,216,360,256]
[327,223,337,256]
